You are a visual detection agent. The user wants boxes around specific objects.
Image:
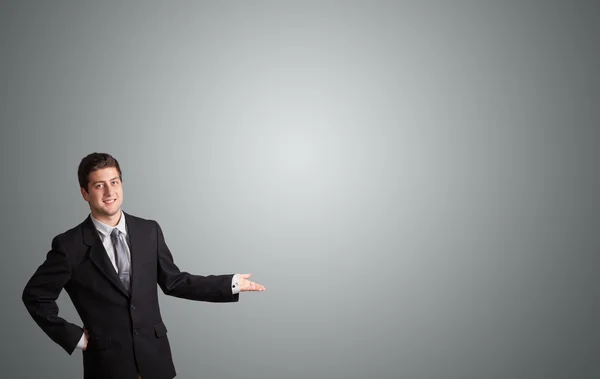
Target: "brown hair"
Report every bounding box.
[78,153,122,191]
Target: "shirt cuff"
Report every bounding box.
[231,274,240,295]
[76,331,85,350]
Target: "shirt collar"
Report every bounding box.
[90,210,127,237]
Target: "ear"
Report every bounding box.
[80,187,89,202]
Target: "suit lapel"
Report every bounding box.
[124,212,144,299]
[82,215,130,298]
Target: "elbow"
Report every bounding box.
[158,277,178,296]
[21,285,35,316]
[158,282,171,296]
[21,283,31,306]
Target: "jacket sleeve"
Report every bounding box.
[155,221,239,303]
[22,236,84,354]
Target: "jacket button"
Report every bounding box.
[133,329,139,336]
[130,304,136,310]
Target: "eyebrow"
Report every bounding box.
[91,177,120,185]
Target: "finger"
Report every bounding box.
[242,281,265,291]
[240,273,252,279]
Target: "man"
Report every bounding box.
[22,152,265,379]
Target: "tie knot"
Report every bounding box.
[111,228,121,238]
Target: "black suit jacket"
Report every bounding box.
[22,212,239,379]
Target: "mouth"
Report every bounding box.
[103,199,117,204]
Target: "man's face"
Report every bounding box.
[80,167,123,222]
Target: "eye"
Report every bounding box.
[96,184,103,189]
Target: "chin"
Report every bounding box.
[99,205,120,216]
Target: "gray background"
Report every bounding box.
[1,1,599,378]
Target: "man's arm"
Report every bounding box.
[22,236,84,354]
[155,221,241,302]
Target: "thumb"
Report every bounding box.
[240,273,252,279]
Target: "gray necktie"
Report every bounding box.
[111,228,131,292]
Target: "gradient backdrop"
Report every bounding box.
[1,1,599,378]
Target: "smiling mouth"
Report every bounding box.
[103,199,117,204]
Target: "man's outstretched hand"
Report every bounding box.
[238,273,266,292]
